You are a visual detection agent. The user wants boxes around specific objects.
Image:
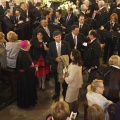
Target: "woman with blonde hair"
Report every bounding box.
[86,79,113,120]
[6,31,21,70]
[103,55,120,103]
[87,104,105,120]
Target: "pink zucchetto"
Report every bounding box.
[20,40,28,48]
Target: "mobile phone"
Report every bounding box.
[70,111,77,119]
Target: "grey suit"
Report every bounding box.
[0,44,7,67]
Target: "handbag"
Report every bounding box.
[63,66,69,77]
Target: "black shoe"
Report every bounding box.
[52,94,59,100]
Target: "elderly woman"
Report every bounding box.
[86,79,113,120]
[87,104,105,120]
[103,55,120,103]
[16,40,38,108]
[6,31,21,70]
[63,49,83,113]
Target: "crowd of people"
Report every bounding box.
[0,0,120,119]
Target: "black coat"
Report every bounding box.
[83,38,101,68]
[1,16,15,34]
[19,8,27,18]
[74,22,90,36]
[64,32,88,52]
[33,24,55,43]
[11,15,26,24]
[98,7,108,27]
[16,49,37,108]
[30,37,48,61]
[103,66,120,102]
[112,8,120,24]
[32,7,41,23]
[64,13,78,32]
[104,21,120,31]
[48,40,71,70]
[0,5,7,22]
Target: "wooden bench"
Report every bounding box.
[0,67,17,102]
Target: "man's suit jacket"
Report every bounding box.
[83,38,101,68]
[11,15,26,24]
[0,44,7,68]
[64,13,78,32]
[32,7,41,23]
[74,22,90,36]
[0,5,7,22]
[19,8,27,18]
[33,23,55,43]
[48,40,71,70]
[1,16,15,34]
[64,32,88,52]
[98,7,108,27]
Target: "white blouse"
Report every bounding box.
[86,91,113,110]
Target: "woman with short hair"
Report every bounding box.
[52,101,70,120]
[103,55,120,103]
[87,104,105,120]
[6,31,21,70]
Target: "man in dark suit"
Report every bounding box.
[112,3,120,24]
[19,2,27,18]
[74,15,90,36]
[64,25,88,59]
[64,8,77,33]
[11,9,26,24]
[0,0,9,22]
[33,17,55,43]
[48,30,71,100]
[32,2,41,24]
[1,9,15,35]
[83,30,101,83]
[97,0,108,27]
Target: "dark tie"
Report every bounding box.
[80,25,82,30]
[73,36,76,45]
[16,17,18,23]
